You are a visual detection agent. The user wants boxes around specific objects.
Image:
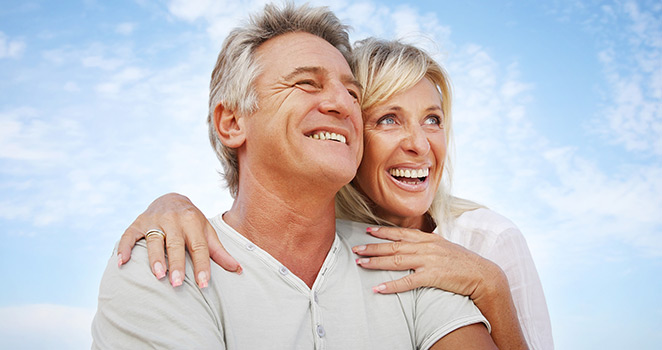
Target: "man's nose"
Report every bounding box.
[318,81,356,118]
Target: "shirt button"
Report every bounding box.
[245,243,256,251]
[279,266,288,275]
[314,292,319,303]
[316,324,325,338]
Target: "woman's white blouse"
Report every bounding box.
[438,208,554,349]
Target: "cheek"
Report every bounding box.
[430,134,447,161]
[355,135,385,191]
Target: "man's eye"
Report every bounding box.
[296,80,317,87]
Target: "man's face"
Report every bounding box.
[240,32,363,192]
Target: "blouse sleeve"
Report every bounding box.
[485,226,554,350]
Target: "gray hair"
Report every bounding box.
[208,2,352,197]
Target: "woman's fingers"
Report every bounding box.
[353,240,435,257]
[144,228,167,280]
[162,226,187,287]
[205,222,242,275]
[355,253,427,271]
[371,273,425,294]
[116,193,242,289]
[117,222,148,266]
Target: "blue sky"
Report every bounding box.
[1,0,660,348]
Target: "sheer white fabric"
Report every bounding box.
[438,208,554,350]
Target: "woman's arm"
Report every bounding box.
[117,193,241,288]
[487,228,554,349]
[353,226,528,350]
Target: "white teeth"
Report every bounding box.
[308,131,347,144]
[389,168,429,179]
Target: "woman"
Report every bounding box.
[119,38,553,349]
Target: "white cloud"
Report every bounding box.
[166,0,264,43]
[81,54,124,70]
[42,42,131,71]
[0,304,94,350]
[0,31,26,59]
[63,81,80,92]
[0,107,75,161]
[444,26,662,265]
[536,147,662,256]
[95,66,149,95]
[168,0,223,22]
[115,22,136,35]
[593,1,662,155]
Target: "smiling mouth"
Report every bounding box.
[307,131,347,144]
[388,167,429,185]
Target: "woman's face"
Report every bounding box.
[355,78,446,227]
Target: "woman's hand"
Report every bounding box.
[353,226,528,350]
[353,226,502,297]
[117,193,241,289]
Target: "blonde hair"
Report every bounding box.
[207,2,351,197]
[335,38,483,228]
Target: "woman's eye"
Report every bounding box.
[423,115,442,125]
[348,89,359,100]
[377,114,397,125]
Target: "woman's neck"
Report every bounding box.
[376,211,436,233]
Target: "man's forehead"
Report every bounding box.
[256,32,348,68]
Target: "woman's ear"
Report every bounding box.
[214,102,246,148]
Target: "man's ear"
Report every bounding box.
[214,102,246,148]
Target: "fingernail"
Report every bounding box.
[235,265,243,275]
[372,284,386,293]
[353,245,366,253]
[154,262,166,279]
[356,258,369,265]
[197,271,208,289]
[117,254,123,267]
[171,270,183,287]
[366,227,379,232]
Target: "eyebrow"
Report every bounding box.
[284,66,363,92]
[383,105,442,113]
[283,66,321,81]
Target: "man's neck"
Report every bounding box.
[223,175,338,288]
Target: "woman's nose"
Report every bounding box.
[401,125,430,155]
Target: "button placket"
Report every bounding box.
[316,324,326,338]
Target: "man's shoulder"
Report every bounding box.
[92,240,224,349]
[334,219,392,246]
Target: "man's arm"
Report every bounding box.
[430,323,498,350]
[92,241,224,349]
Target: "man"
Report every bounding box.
[92,3,496,349]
